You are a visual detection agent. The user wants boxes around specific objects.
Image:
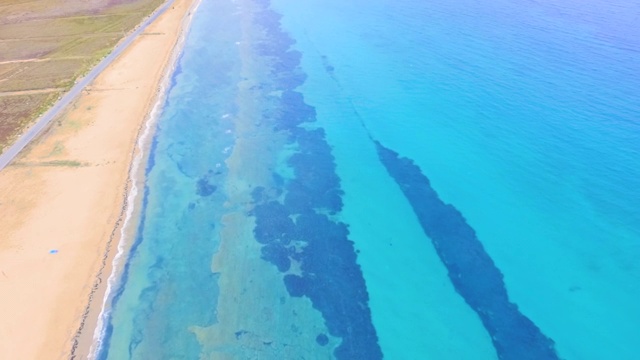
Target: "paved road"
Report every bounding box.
[0,0,174,171]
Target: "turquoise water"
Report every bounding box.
[96,0,640,358]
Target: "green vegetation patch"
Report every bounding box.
[12,160,88,167]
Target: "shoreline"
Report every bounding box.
[0,0,198,358]
[79,0,204,357]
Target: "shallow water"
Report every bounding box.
[97,0,640,358]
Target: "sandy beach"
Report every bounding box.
[0,0,195,358]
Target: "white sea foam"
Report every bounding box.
[87,82,159,359]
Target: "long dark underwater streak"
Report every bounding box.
[246,0,383,358]
[374,141,559,360]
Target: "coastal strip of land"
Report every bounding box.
[0,0,164,153]
[0,0,174,171]
[0,0,195,358]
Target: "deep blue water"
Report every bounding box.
[96,0,640,358]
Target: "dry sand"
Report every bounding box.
[0,0,195,358]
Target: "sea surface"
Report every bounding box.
[95,0,640,358]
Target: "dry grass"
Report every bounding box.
[0,91,61,151]
[0,0,164,151]
[0,58,88,91]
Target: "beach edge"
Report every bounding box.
[67,0,203,358]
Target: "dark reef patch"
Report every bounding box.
[234,330,248,340]
[316,333,329,346]
[272,51,303,75]
[320,55,336,78]
[196,176,217,197]
[283,128,343,213]
[251,186,266,202]
[252,201,295,245]
[275,90,316,129]
[246,0,383,358]
[283,274,306,297]
[375,141,559,360]
[280,211,382,359]
[261,243,291,272]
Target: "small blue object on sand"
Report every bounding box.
[49,249,58,254]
